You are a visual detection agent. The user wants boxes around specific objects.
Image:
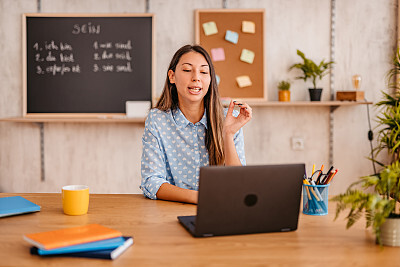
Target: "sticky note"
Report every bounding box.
[240,49,255,64]
[242,21,255,33]
[225,30,239,44]
[216,75,220,85]
[211,48,225,62]
[236,76,252,88]
[202,21,218,36]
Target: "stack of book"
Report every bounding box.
[24,224,133,260]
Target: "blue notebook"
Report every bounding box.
[0,196,40,218]
[31,236,133,260]
[35,236,127,255]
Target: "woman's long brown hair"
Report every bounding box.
[155,45,224,165]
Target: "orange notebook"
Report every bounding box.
[23,224,122,250]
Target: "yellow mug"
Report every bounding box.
[62,185,89,215]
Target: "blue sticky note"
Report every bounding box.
[225,30,239,44]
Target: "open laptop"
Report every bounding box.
[178,164,305,237]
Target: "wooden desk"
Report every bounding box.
[0,193,398,266]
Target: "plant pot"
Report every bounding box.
[278,90,290,102]
[380,218,400,246]
[309,88,322,101]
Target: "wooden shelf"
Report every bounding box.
[0,116,145,123]
[0,101,372,123]
[246,100,373,107]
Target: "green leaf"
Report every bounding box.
[289,49,334,88]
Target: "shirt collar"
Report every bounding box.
[173,107,208,129]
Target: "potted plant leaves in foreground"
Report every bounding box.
[333,48,400,246]
[289,50,334,101]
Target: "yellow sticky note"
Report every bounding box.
[242,21,255,33]
[240,49,255,64]
[202,21,218,36]
[236,76,252,88]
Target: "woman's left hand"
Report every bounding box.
[223,100,252,138]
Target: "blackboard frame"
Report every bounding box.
[23,13,156,118]
[195,9,267,102]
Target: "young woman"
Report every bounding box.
[140,44,252,204]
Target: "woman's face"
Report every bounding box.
[168,51,211,107]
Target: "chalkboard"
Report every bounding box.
[23,14,155,116]
[195,9,266,101]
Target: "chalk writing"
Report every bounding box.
[36,64,81,76]
[32,41,80,76]
[91,40,133,73]
[115,40,132,50]
[72,22,100,34]
[32,39,134,75]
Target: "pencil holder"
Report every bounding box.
[302,184,329,216]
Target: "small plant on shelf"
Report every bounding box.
[277,80,291,102]
[278,80,291,91]
[289,49,334,101]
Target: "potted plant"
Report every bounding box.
[333,49,400,246]
[332,162,400,246]
[289,50,334,101]
[277,80,291,102]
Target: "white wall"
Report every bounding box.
[0,0,396,194]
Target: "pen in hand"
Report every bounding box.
[233,100,248,110]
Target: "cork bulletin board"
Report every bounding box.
[195,9,266,101]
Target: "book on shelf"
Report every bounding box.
[0,196,40,218]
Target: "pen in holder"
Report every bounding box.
[302,183,329,216]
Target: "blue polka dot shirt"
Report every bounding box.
[140,107,246,199]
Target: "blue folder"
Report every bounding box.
[35,236,126,255]
[0,196,40,218]
[31,236,134,260]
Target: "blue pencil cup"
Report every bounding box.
[302,184,329,216]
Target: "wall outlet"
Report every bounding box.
[291,137,304,151]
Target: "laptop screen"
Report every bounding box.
[193,164,305,237]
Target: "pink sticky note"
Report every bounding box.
[211,48,225,62]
